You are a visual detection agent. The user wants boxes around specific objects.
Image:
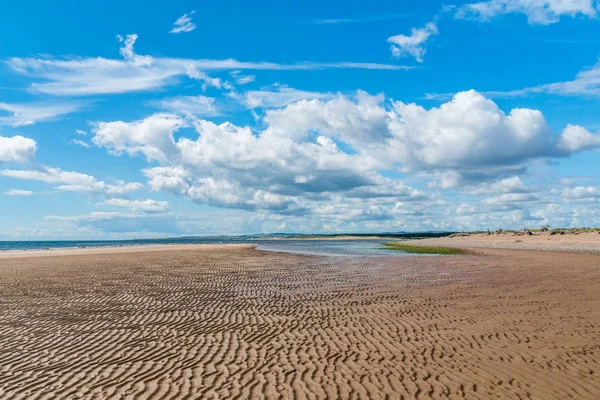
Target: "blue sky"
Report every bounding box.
[1,0,600,239]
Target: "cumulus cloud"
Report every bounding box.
[463,177,529,196]
[481,192,543,210]
[7,34,406,96]
[103,198,170,213]
[558,124,600,152]
[0,166,143,196]
[91,95,410,214]
[456,0,597,24]
[87,89,597,219]
[388,21,438,62]
[0,135,37,165]
[92,113,185,163]
[562,186,600,201]
[391,90,558,172]
[170,11,196,33]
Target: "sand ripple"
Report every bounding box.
[0,246,599,399]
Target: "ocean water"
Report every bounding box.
[0,237,238,252]
[0,237,416,257]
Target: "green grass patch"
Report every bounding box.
[383,242,472,255]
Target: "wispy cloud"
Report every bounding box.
[170,11,196,34]
[155,95,221,117]
[231,86,337,109]
[4,189,33,196]
[309,13,411,25]
[0,166,144,196]
[72,139,90,148]
[455,0,597,25]
[7,34,409,96]
[426,59,600,99]
[0,101,81,126]
[102,198,170,213]
[230,70,255,85]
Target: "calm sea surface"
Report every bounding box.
[0,238,416,257]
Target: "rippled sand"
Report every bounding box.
[1,245,599,399]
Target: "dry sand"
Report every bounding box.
[412,232,600,254]
[1,245,600,399]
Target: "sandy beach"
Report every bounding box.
[410,231,600,254]
[1,243,600,399]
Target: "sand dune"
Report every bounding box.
[1,246,599,399]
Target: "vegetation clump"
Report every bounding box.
[383,242,473,255]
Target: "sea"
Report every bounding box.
[0,234,451,257]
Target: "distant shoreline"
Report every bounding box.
[1,229,599,255]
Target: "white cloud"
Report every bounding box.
[229,70,255,85]
[482,192,542,208]
[8,34,407,96]
[562,186,600,201]
[0,101,80,126]
[72,139,90,148]
[156,95,220,117]
[476,59,600,98]
[103,198,170,213]
[535,61,600,96]
[456,0,598,24]
[388,21,438,62]
[263,91,391,148]
[390,90,557,174]
[170,11,196,34]
[0,135,37,164]
[4,189,33,196]
[87,89,597,218]
[464,177,529,196]
[75,129,87,135]
[92,113,185,163]
[116,34,153,66]
[92,97,399,213]
[308,14,411,25]
[236,75,255,85]
[0,166,143,196]
[235,86,336,109]
[558,124,600,152]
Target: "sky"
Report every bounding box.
[1,0,600,239]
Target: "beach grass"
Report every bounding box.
[383,242,473,255]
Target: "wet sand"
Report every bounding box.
[1,245,599,399]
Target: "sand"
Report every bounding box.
[1,244,600,399]
[411,232,600,254]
